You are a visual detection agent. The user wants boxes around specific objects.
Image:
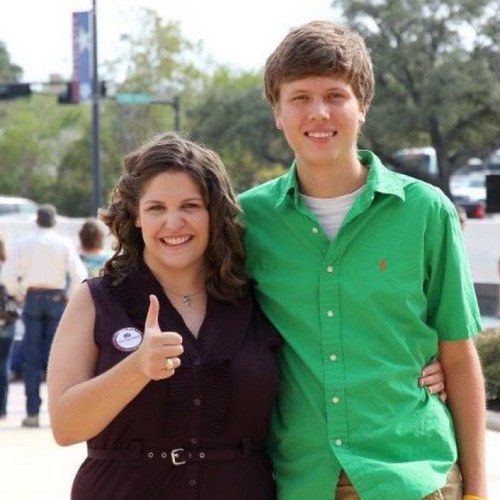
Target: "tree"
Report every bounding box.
[0,41,22,82]
[338,0,500,189]
[105,8,206,98]
[187,68,290,191]
[0,95,86,208]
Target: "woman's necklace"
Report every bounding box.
[162,286,206,307]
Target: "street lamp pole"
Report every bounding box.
[91,0,101,215]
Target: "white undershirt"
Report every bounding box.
[300,186,365,239]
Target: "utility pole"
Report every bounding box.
[173,95,180,132]
[91,0,101,216]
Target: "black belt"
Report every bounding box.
[87,438,261,466]
[27,287,63,292]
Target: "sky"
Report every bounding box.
[0,0,337,83]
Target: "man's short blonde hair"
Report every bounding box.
[264,20,375,112]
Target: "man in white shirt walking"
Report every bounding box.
[2,204,88,427]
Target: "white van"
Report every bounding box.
[392,147,439,176]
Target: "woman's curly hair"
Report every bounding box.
[99,132,248,301]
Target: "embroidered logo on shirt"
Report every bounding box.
[378,258,387,271]
[112,327,143,352]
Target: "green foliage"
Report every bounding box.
[105,8,207,96]
[339,0,500,184]
[187,68,290,191]
[0,41,22,81]
[0,95,86,209]
[474,329,500,400]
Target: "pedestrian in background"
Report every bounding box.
[78,217,110,278]
[0,233,17,419]
[2,204,88,427]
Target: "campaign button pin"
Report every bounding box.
[112,327,143,352]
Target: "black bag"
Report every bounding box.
[0,283,19,325]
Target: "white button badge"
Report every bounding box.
[112,327,143,352]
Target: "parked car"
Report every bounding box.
[450,173,486,218]
[0,196,38,217]
[453,197,486,219]
[451,172,486,200]
[392,147,439,177]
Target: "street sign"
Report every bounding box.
[114,92,152,104]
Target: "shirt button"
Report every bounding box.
[326,265,334,273]
[193,359,201,367]
[188,479,196,487]
[327,310,334,317]
[193,398,201,406]
[332,396,340,404]
[330,354,337,361]
[190,437,198,445]
[312,227,319,233]
[335,439,343,446]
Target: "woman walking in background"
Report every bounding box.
[78,218,110,278]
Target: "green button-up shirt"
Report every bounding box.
[239,150,481,500]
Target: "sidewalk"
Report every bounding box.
[1,380,500,499]
[0,381,85,499]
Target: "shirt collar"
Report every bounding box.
[275,161,299,208]
[360,150,406,201]
[275,150,406,209]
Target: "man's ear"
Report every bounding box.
[359,104,369,125]
[272,104,283,130]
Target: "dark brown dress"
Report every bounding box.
[71,263,280,500]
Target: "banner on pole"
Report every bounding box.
[72,11,92,102]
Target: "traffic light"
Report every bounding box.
[0,83,32,100]
[57,81,107,104]
[57,81,79,104]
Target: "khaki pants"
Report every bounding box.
[334,464,462,500]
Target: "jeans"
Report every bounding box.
[0,321,16,415]
[22,290,66,416]
[334,464,462,499]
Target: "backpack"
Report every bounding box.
[0,283,19,325]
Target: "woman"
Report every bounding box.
[47,133,281,499]
[78,217,110,278]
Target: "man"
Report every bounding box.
[2,204,87,427]
[239,21,486,499]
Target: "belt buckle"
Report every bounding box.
[170,448,186,466]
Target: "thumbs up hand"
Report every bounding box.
[136,294,183,380]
